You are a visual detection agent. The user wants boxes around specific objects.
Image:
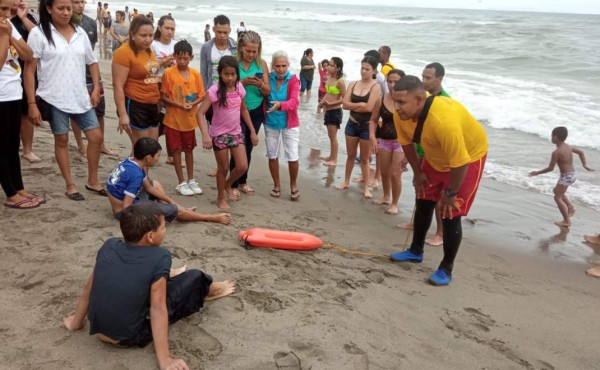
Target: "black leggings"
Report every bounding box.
[231,105,264,188]
[408,199,463,275]
[0,100,24,198]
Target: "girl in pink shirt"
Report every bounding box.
[198,56,258,211]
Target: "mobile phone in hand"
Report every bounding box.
[255,72,264,78]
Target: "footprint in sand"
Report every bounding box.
[274,351,301,370]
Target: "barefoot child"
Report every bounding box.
[62,203,236,370]
[197,55,258,211]
[529,126,593,227]
[316,59,329,114]
[160,40,204,196]
[106,137,231,224]
[319,57,345,166]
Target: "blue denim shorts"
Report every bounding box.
[344,119,370,140]
[48,105,99,135]
[300,76,313,92]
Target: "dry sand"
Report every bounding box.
[1,18,600,369]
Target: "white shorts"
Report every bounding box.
[265,126,300,161]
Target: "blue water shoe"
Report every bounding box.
[390,250,423,263]
[428,269,452,286]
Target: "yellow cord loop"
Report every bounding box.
[321,242,390,259]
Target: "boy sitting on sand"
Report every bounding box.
[106,137,231,224]
[63,203,236,370]
[529,126,593,227]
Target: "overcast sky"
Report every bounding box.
[288,0,600,15]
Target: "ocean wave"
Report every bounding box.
[484,161,600,211]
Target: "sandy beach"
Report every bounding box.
[2,8,600,368]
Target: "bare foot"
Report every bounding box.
[554,220,571,228]
[319,156,332,161]
[21,152,41,163]
[372,197,391,205]
[323,160,337,167]
[212,213,232,225]
[369,179,380,188]
[363,190,373,199]
[425,234,444,246]
[590,260,600,266]
[352,175,364,183]
[397,223,413,230]
[205,280,236,300]
[586,266,600,278]
[183,206,197,212]
[170,265,187,278]
[100,147,118,157]
[227,187,241,201]
[335,183,349,190]
[385,205,399,215]
[583,234,600,246]
[568,207,576,217]
[217,199,231,211]
[77,145,87,157]
[207,168,218,177]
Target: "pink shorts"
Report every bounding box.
[378,138,403,152]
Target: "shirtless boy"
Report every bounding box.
[529,126,593,227]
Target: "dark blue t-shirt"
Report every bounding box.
[106,158,146,201]
[88,237,171,341]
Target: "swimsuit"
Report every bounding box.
[325,79,341,95]
[558,172,576,186]
[349,82,375,124]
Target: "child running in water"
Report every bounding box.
[529,126,593,227]
[197,56,258,211]
[319,57,345,166]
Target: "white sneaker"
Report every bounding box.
[188,179,203,195]
[175,182,195,196]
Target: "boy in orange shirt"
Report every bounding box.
[161,40,205,196]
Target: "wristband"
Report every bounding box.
[445,188,458,197]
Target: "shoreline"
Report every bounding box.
[2,8,600,369]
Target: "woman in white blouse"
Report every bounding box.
[24,0,106,201]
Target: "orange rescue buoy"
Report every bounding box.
[238,228,323,251]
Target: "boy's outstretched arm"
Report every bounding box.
[150,277,189,370]
[572,146,594,171]
[63,272,94,331]
[529,151,558,176]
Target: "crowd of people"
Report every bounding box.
[1,1,598,369]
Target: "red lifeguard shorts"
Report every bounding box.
[419,154,486,218]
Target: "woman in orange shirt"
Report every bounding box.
[112,16,160,147]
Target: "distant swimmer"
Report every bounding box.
[529,126,593,228]
[390,76,488,286]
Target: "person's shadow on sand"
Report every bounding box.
[537,227,570,253]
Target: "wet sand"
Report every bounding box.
[1,18,600,369]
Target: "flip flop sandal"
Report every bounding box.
[270,189,281,198]
[4,198,41,209]
[290,190,300,201]
[65,191,86,201]
[239,184,255,195]
[85,185,108,197]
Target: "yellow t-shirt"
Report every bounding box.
[160,66,205,132]
[395,96,488,172]
[381,62,396,77]
[112,43,160,104]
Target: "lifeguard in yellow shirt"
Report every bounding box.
[389,75,488,286]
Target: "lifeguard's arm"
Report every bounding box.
[150,277,189,370]
[529,151,557,176]
[196,95,212,149]
[572,146,594,171]
[63,272,94,331]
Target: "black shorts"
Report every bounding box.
[324,108,343,128]
[94,96,106,117]
[126,97,160,131]
[117,270,213,347]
